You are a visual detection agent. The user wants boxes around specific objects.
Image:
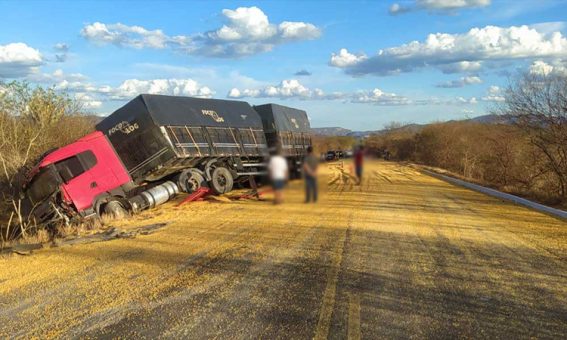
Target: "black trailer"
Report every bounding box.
[96,94,268,193]
[253,103,312,176]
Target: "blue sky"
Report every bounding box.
[1,0,566,130]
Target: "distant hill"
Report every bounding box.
[312,114,514,137]
[366,123,425,137]
[311,127,352,136]
[469,113,515,124]
[311,123,425,138]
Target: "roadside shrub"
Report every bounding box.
[368,119,564,206]
[0,81,96,244]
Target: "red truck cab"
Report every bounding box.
[24,131,131,223]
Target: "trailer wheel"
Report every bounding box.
[177,170,206,193]
[103,200,127,220]
[187,172,206,193]
[210,167,233,194]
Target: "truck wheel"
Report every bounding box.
[211,167,233,194]
[103,200,127,220]
[187,172,206,193]
[177,170,206,193]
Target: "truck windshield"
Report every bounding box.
[26,166,61,204]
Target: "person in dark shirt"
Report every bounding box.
[354,145,364,185]
[303,146,319,203]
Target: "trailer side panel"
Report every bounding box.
[253,103,312,157]
[97,95,268,183]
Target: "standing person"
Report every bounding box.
[354,145,364,185]
[303,146,319,203]
[268,147,288,204]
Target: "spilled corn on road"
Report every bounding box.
[1,161,566,338]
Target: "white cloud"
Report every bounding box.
[278,21,320,40]
[438,61,482,73]
[331,25,567,76]
[481,85,505,102]
[351,88,411,105]
[74,93,102,109]
[228,88,261,98]
[110,79,213,99]
[529,59,567,76]
[53,43,69,52]
[81,6,321,58]
[54,77,214,104]
[0,43,43,78]
[29,68,87,83]
[54,79,98,93]
[456,96,478,104]
[214,7,276,41]
[417,0,490,10]
[389,3,412,15]
[228,79,319,99]
[390,0,491,15]
[329,48,367,67]
[529,60,555,76]
[81,22,169,49]
[436,75,482,88]
[228,79,410,105]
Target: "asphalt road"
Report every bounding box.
[0,161,566,339]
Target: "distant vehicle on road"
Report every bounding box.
[325,150,348,161]
[325,151,336,161]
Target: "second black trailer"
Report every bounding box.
[253,103,312,177]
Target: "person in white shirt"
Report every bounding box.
[268,148,289,204]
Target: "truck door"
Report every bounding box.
[55,150,99,212]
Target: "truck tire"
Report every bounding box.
[187,172,206,193]
[210,167,233,194]
[177,170,206,193]
[103,200,127,220]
